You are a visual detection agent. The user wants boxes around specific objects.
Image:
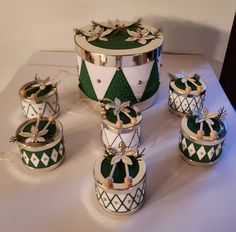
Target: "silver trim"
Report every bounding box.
[179,151,220,167]
[19,81,58,103]
[74,22,163,67]
[180,117,227,146]
[21,155,65,172]
[93,155,146,191]
[169,82,206,97]
[75,41,160,67]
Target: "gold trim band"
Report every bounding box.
[19,81,58,103]
[169,83,206,97]
[179,151,220,167]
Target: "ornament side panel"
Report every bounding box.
[101,124,141,149]
[95,178,146,214]
[20,138,65,170]
[20,93,60,118]
[168,88,205,115]
[179,132,224,164]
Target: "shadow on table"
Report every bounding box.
[140,100,212,206]
[63,118,102,162]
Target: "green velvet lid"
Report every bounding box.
[101,98,142,130]
[93,144,146,190]
[12,117,63,148]
[19,75,57,101]
[181,108,227,144]
[169,72,206,95]
[74,19,163,68]
[101,155,140,183]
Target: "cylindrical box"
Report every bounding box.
[19,76,60,118]
[179,108,227,166]
[74,19,163,110]
[168,72,206,116]
[101,98,142,149]
[11,116,65,171]
[93,143,146,214]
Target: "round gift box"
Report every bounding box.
[74,20,163,111]
[168,78,207,116]
[16,118,65,171]
[101,106,142,149]
[93,155,146,215]
[179,116,227,166]
[19,81,60,119]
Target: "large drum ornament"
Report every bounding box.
[74,19,163,111]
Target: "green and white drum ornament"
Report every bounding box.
[168,72,207,116]
[10,115,65,171]
[74,19,163,111]
[94,142,146,215]
[179,107,227,166]
[19,74,60,118]
[101,98,142,149]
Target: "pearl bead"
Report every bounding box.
[48,116,55,123]
[197,86,203,92]
[185,86,192,94]
[124,176,133,188]
[19,89,26,97]
[197,130,205,139]
[115,120,123,129]
[100,110,106,116]
[104,177,113,188]
[30,93,37,100]
[210,130,218,141]
[131,117,137,125]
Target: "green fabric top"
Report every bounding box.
[89,25,151,49]
[18,120,57,144]
[175,78,202,91]
[105,106,137,124]
[101,155,140,183]
[25,83,53,98]
[187,117,222,136]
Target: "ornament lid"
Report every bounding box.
[10,115,63,151]
[19,74,58,102]
[181,107,227,145]
[101,98,142,132]
[169,72,206,96]
[74,19,163,67]
[94,142,146,190]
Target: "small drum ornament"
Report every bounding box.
[168,72,206,116]
[179,107,227,166]
[19,75,60,118]
[93,142,146,215]
[74,19,163,111]
[101,98,142,149]
[10,115,65,171]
